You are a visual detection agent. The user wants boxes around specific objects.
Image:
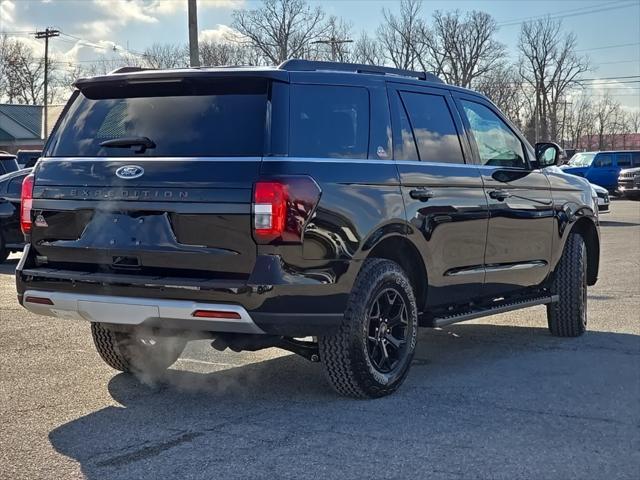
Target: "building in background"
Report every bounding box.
[0,104,64,154]
[575,133,640,152]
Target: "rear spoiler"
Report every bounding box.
[73,67,289,91]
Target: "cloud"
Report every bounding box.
[93,0,159,25]
[199,24,242,43]
[0,0,15,23]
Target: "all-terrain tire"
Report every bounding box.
[546,233,588,337]
[319,259,418,398]
[91,323,187,374]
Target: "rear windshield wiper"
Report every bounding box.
[99,136,156,153]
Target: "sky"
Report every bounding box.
[1,0,639,110]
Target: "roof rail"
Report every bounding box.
[278,59,443,83]
[108,66,153,75]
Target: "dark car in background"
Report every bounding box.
[618,167,640,199]
[0,168,32,262]
[561,150,640,192]
[16,150,42,169]
[0,152,20,176]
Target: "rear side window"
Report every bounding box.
[616,153,632,168]
[7,174,26,196]
[633,152,640,167]
[289,85,369,159]
[399,91,464,164]
[393,95,419,161]
[46,79,268,157]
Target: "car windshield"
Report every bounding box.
[568,153,595,167]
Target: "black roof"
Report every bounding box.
[75,59,446,90]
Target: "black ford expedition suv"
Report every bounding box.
[17,60,600,398]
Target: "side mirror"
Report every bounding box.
[535,142,562,167]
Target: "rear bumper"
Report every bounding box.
[16,248,354,336]
[22,290,265,334]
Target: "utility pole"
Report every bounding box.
[187,0,200,67]
[311,38,353,62]
[35,28,60,139]
[560,99,572,149]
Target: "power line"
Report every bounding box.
[576,42,640,52]
[497,1,639,27]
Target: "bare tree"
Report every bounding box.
[0,37,49,104]
[427,10,505,88]
[231,0,330,65]
[141,43,188,69]
[629,111,640,134]
[564,97,593,149]
[593,94,620,150]
[475,65,525,127]
[518,17,590,142]
[352,32,384,66]
[200,40,259,66]
[378,0,430,71]
[308,16,353,62]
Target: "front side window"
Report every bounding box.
[399,92,464,164]
[289,85,369,159]
[461,100,526,169]
[594,154,613,168]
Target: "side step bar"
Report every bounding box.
[431,295,559,328]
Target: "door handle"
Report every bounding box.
[409,189,435,201]
[488,189,512,201]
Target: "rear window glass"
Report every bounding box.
[45,79,268,157]
[289,85,369,159]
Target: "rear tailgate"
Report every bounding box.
[31,158,260,276]
[27,73,282,279]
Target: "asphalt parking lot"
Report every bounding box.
[0,200,638,480]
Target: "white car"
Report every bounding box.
[590,183,610,213]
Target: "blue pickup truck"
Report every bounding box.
[561,150,640,192]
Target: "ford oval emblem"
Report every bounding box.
[115,165,144,180]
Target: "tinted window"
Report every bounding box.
[399,92,464,163]
[594,154,613,167]
[290,85,369,159]
[393,95,419,161]
[633,152,640,167]
[616,153,632,167]
[461,100,526,168]
[7,174,27,196]
[46,80,268,157]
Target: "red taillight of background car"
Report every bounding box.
[252,177,321,244]
[20,174,35,234]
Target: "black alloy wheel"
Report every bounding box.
[366,287,409,374]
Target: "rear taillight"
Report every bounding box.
[20,174,35,234]
[252,177,321,244]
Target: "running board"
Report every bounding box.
[431,295,558,328]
